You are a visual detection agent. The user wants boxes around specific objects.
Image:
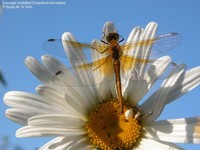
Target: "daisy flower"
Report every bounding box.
[4,22,200,150]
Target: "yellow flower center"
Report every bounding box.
[86,100,142,150]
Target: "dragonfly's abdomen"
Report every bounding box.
[112,45,123,113]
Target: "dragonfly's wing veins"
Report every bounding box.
[121,32,181,57]
[120,55,178,81]
[44,32,181,87]
[43,39,109,63]
[150,32,181,56]
[51,56,114,86]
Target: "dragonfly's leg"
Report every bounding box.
[100,48,110,54]
[92,55,111,71]
[91,47,108,54]
[118,34,124,43]
[101,32,108,44]
[101,40,108,44]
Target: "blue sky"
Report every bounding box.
[0,0,200,149]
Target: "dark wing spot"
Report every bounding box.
[55,70,62,75]
[48,39,56,42]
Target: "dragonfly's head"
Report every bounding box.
[106,33,119,43]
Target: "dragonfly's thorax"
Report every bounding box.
[112,46,121,60]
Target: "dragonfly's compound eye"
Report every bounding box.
[106,33,119,43]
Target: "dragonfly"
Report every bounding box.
[43,32,181,113]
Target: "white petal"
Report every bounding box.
[133,22,157,85]
[64,86,98,112]
[39,137,72,150]
[41,55,96,89]
[79,145,96,150]
[102,21,117,41]
[89,39,114,86]
[126,26,142,43]
[121,26,143,64]
[52,87,98,120]
[5,109,30,125]
[36,85,73,113]
[4,90,68,125]
[16,126,86,138]
[137,137,183,150]
[62,32,105,88]
[39,136,93,150]
[144,56,172,82]
[89,41,116,101]
[42,53,91,87]
[140,64,186,123]
[61,35,101,87]
[136,22,157,67]
[28,114,85,128]
[96,80,116,102]
[67,138,94,150]
[124,56,171,106]
[24,56,53,83]
[4,91,45,105]
[62,32,87,66]
[136,22,158,78]
[41,55,66,76]
[165,66,200,104]
[88,40,115,101]
[123,22,158,105]
[124,22,158,73]
[4,91,62,114]
[36,84,96,121]
[64,94,88,120]
[121,28,143,93]
[36,85,85,118]
[144,117,200,144]
[122,27,143,102]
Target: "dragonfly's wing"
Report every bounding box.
[62,40,110,56]
[90,39,110,54]
[120,55,178,81]
[51,56,114,86]
[120,55,153,78]
[121,32,181,57]
[43,39,109,62]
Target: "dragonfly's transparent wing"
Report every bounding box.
[122,32,181,57]
[43,39,109,63]
[43,39,69,57]
[44,32,181,87]
[150,32,181,56]
[120,55,179,82]
[51,56,114,86]
[51,55,179,87]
